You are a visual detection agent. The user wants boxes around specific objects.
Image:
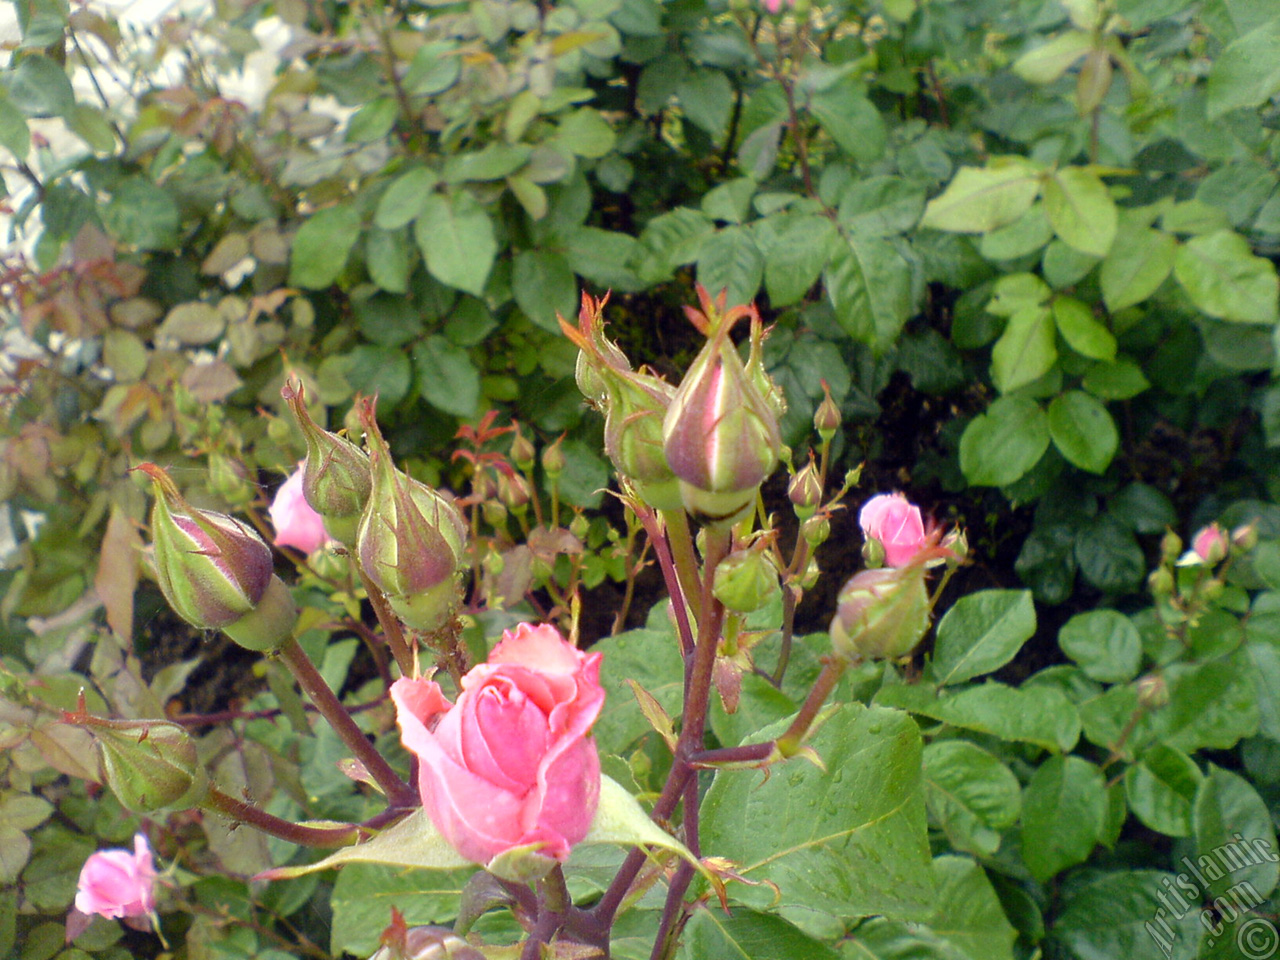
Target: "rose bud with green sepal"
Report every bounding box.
[604,371,682,511]
[829,566,931,662]
[788,455,823,521]
[67,710,208,813]
[814,380,841,443]
[139,462,297,651]
[743,309,787,423]
[712,541,781,614]
[281,378,372,546]
[662,289,782,526]
[356,398,467,633]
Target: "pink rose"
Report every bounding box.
[391,623,604,865]
[859,492,928,568]
[269,466,330,554]
[1192,523,1229,564]
[75,834,156,919]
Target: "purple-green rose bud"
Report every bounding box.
[560,292,633,409]
[510,426,536,473]
[861,537,886,569]
[712,545,781,613]
[662,300,781,526]
[542,435,567,480]
[282,379,372,545]
[829,565,931,662]
[801,514,830,548]
[814,381,841,443]
[1160,529,1182,565]
[788,457,823,520]
[482,499,508,529]
[1232,523,1259,552]
[140,462,273,630]
[67,710,208,813]
[356,399,467,632]
[498,472,531,515]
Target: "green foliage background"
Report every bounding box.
[3,0,1280,957]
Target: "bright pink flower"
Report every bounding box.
[1192,523,1229,564]
[269,466,330,554]
[391,623,604,866]
[75,835,156,920]
[859,493,928,568]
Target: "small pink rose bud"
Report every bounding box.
[282,379,372,545]
[1232,523,1259,552]
[788,456,823,520]
[139,463,296,651]
[356,399,467,632]
[269,465,331,554]
[75,834,157,920]
[1191,523,1229,564]
[814,381,841,443]
[859,493,928,568]
[1135,672,1169,710]
[662,294,781,526]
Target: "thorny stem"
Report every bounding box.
[649,776,700,960]
[168,691,388,729]
[277,637,415,806]
[356,565,417,678]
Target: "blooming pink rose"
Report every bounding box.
[1192,523,1229,564]
[859,492,928,568]
[75,834,157,919]
[391,623,604,865]
[269,466,330,554]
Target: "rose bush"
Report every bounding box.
[74,835,156,921]
[390,623,604,866]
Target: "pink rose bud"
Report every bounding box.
[662,290,781,526]
[829,565,931,662]
[859,493,928,568]
[75,834,157,920]
[391,623,604,867]
[1192,523,1229,564]
[269,466,331,554]
[139,463,297,652]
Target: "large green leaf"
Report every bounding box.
[875,681,1080,752]
[697,225,764,309]
[680,909,840,960]
[415,192,497,296]
[756,212,836,307]
[810,80,885,164]
[1156,655,1260,754]
[1058,609,1142,682]
[329,863,474,957]
[1043,167,1117,258]
[412,335,480,418]
[838,176,926,238]
[990,305,1057,393]
[290,203,361,289]
[700,702,934,939]
[1048,390,1118,474]
[1053,296,1116,362]
[591,620,685,757]
[1100,224,1176,311]
[374,168,438,229]
[1124,744,1202,837]
[932,589,1037,685]
[1052,871,1201,960]
[922,742,1021,857]
[1193,764,1279,899]
[1207,17,1280,117]
[824,232,915,348]
[1021,755,1106,882]
[920,161,1041,233]
[1173,230,1279,324]
[104,178,181,252]
[958,396,1050,487]
[513,248,577,331]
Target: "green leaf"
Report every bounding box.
[700,702,934,939]
[1012,29,1093,83]
[1124,744,1202,837]
[810,80,886,164]
[1053,296,1116,361]
[697,226,763,309]
[979,203,1054,260]
[1100,225,1176,311]
[345,97,397,143]
[564,226,644,292]
[7,54,75,118]
[1193,764,1279,898]
[582,775,704,874]
[1075,514,1144,591]
[328,863,474,957]
[412,335,480,418]
[920,161,1042,233]
[635,207,714,282]
[680,909,840,960]
[756,213,837,307]
[959,396,1050,487]
[289,203,361,289]
[1043,167,1117,258]
[875,681,1081,752]
[443,143,533,183]
[1048,390,1118,474]
[104,178,180,251]
[375,169,438,230]
[415,192,497,296]
[1052,871,1202,960]
[991,305,1057,394]
[837,176,926,238]
[1207,18,1280,118]
[1059,609,1142,682]
[701,177,756,224]
[1157,655,1260,754]
[922,742,1022,856]
[923,856,1018,960]
[513,249,577,332]
[345,345,413,409]
[932,589,1037,685]
[1174,230,1279,323]
[404,41,460,95]
[1020,755,1106,882]
[824,232,915,348]
[366,227,411,294]
[1082,359,1150,400]
[0,98,30,159]
[592,622,685,757]
[676,70,734,138]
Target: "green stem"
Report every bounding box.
[776,656,848,756]
[356,566,417,678]
[660,508,703,622]
[203,787,361,848]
